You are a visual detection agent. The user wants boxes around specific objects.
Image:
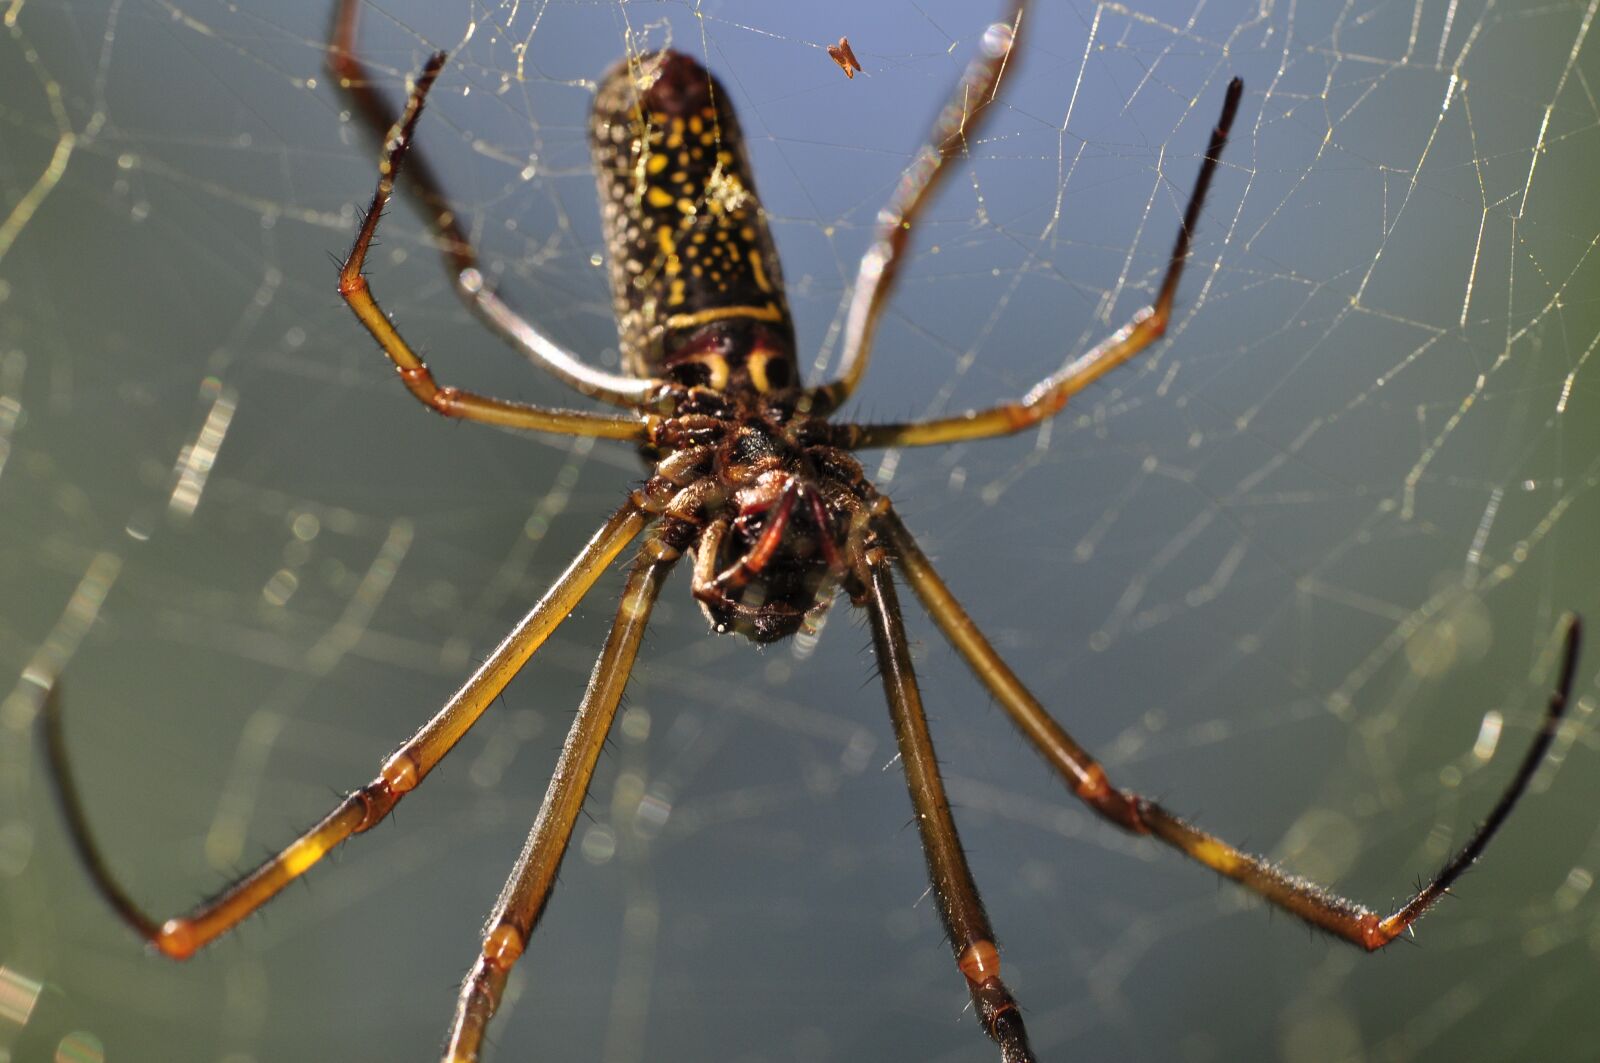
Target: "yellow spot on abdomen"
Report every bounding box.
[702,353,730,390]
[666,303,784,330]
[748,352,771,392]
[748,249,772,293]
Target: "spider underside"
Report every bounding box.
[41,3,1584,1062]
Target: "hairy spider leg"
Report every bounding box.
[860,543,1036,1063]
[839,77,1243,449]
[883,509,1583,949]
[444,536,680,1063]
[328,1,661,407]
[810,0,1024,415]
[337,51,654,438]
[43,500,650,958]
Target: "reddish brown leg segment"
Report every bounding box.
[859,545,1035,1063]
[885,509,1581,949]
[43,500,649,958]
[444,536,680,1062]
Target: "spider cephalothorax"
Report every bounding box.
[661,395,868,643]
[642,350,870,643]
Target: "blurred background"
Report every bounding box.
[2,1,1598,1061]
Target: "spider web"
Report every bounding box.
[2,1,1598,1061]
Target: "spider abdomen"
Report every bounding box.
[590,50,799,392]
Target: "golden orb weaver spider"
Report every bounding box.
[40,1,1583,1060]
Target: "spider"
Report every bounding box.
[43,2,1583,1060]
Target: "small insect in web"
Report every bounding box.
[828,36,864,79]
[42,1,1584,1060]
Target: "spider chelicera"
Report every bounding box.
[44,2,1582,1060]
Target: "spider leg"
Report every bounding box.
[808,1,1024,416]
[42,499,650,958]
[882,508,1582,949]
[327,1,661,407]
[338,53,654,439]
[838,77,1243,449]
[444,534,681,1063]
[857,541,1036,1063]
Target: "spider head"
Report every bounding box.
[692,466,845,644]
